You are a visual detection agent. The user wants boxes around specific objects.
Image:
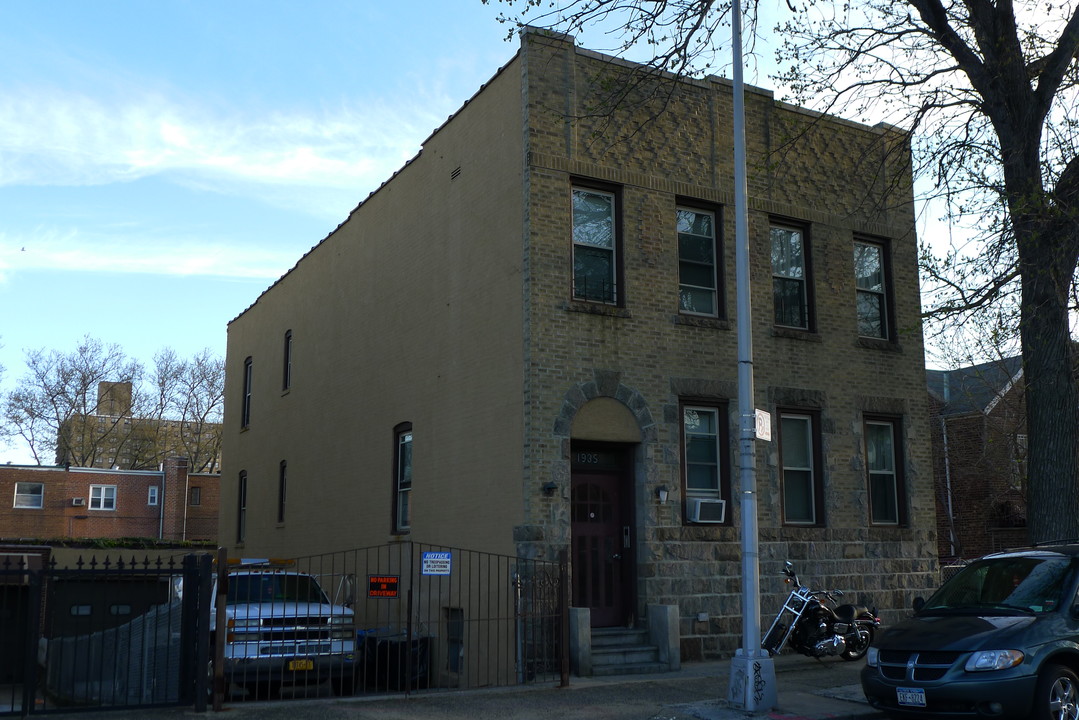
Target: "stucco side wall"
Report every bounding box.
[222,58,527,558]
[519,31,934,658]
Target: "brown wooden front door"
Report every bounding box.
[570,444,633,627]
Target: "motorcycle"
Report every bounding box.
[762,560,880,661]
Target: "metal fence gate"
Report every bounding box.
[0,544,566,712]
[222,542,567,702]
[0,552,213,716]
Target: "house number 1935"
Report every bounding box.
[576,452,600,464]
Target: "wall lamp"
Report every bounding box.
[542,481,558,496]
[656,485,669,504]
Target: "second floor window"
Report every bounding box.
[241,357,253,428]
[677,207,719,317]
[283,330,292,390]
[14,482,43,509]
[89,485,116,511]
[393,425,413,534]
[771,224,810,329]
[572,186,618,304]
[854,240,889,339]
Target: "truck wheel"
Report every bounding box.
[1035,664,1079,720]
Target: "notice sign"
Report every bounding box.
[368,575,399,599]
[421,551,452,576]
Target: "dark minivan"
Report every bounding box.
[862,543,1079,719]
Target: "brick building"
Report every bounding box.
[221,30,935,661]
[927,357,1028,562]
[1,456,218,542]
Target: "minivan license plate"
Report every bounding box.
[288,659,314,671]
[897,687,926,707]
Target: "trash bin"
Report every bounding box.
[362,634,430,691]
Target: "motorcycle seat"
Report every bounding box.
[834,604,872,622]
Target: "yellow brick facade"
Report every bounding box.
[222,29,935,659]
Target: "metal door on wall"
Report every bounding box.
[570,444,633,627]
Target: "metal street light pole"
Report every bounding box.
[726,0,776,710]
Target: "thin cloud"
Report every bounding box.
[0,88,442,195]
[0,229,298,283]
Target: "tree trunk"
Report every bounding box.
[1020,238,1079,544]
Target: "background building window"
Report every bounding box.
[854,240,889,339]
[189,486,201,506]
[393,424,413,533]
[278,460,287,524]
[866,419,902,525]
[241,357,253,428]
[14,482,43,509]
[147,486,159,506]
[282,330,292,390]
[572,186,618,304]
[89,485,116,511]
[677,207,718,316]
[779,413,823,525]
[237,471,248,543]
[771,224,810,329]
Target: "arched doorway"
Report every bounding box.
[570,397,641,627]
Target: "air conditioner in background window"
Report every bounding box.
[71,498,86,507]
[687,498,726,524]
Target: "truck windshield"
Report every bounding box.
[922,556,1072,615]
[228,573,329,604]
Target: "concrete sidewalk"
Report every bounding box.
[37,654,885,720]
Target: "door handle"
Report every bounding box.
[611,553,622,561]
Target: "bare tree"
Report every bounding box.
[2,336,141,466]
[488,0,1079,543]
[1,336,223,471]
[173,349,225,473]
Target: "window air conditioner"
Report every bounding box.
[71,497,86,507]
[687,498,726,524]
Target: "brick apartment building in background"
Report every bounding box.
[56,381,222,473]
[222,29,935,661]
[927,356,1029,562]
[0,456,218,542]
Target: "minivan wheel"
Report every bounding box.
[1036,664,1079,720]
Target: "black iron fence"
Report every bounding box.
[0,552,213,716]
[222,542,567,702]
[0,543,567,713]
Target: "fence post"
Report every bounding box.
[559,548,569,688]
[21,559,43,716]
[182,553,213,712]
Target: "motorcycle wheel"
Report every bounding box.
[840,624,873,661]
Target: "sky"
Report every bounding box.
[0,1,936,464]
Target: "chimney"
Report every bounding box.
[97,381,133,417]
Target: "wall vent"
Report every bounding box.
[71,497,86,507]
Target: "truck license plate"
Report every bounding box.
[288,659,314,671]
[897,687,926,707]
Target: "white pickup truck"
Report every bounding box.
[210,560,356,697]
